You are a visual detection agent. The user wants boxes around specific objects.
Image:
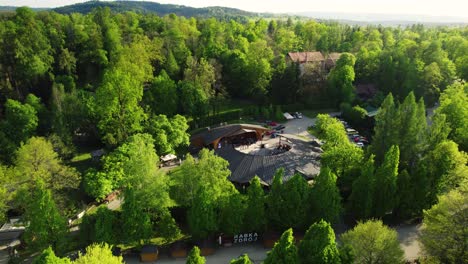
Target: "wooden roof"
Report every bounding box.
[191,124,269,146]
[288,52,325,63]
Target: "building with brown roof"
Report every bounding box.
[287,51,341,77]
[287,52,325,63]
[190,124,269,150]
[325,52,342,70]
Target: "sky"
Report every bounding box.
[1,0,468,18]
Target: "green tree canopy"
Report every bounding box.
[219,190,245,236]
[186,246,206,264]
[230,254,253,264]
[33,247,71,264]
[23,179,68,252]
[373,145,400,218]
[95,67,146,146]
[146,70,178,116]
[348,155,375,220]
[145,114,190,155]
[243,176,266,232]
[327,52,356,104]
[309,167,342,224]
[341,220,404,264]
[264,228,298,264]
[420,183,468,264]
[436,81,468,150]
[74,243,124,264]
[187,187,219,240]
[171,149,234,207]
[267,172,310,231]
[15,137,80,192]
[298,220,341,264]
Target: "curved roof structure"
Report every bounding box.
[216,136,321,185]
[191,124,269,148]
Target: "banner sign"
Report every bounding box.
[234,232,259,243]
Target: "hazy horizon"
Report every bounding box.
[1,0,468,21]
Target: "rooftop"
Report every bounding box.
[216,136,321,185]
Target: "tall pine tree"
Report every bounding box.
[243,176,266,232]
[309,167,342,224]
[264,228,298,264]
[298,220,341,264]
[370,93,398,164]
[373,145,400,218]
[349,155,375,220]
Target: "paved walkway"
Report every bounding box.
[124,243,268,264]
[123,224,421,264]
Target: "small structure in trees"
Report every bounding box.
[140,245,158,262]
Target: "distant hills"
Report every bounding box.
[0,1,467,26]
[53,1,264,18]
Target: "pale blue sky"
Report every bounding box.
[1,0,467,18]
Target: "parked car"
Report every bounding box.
[265,130,275,136]
[294,112,303,119]
[274,124,285,131]
[267,121,278,127]
[356,142,364,147]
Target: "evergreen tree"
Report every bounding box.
[394,170,414,219]
[373,145,400,218]
[267,172,309,230]
[266,168,284,230]
[370,93,398,164]
[398,92,427,171]
[244,176,266,232]
[164,50,180,79]
[309,167,342,224]
[280,174,310,230]
[219,190,245,236]
[230,254,253,264]
[348,156,375,220]
[264,228,298,264]
[186,246,205,264]
[298,220,341,264]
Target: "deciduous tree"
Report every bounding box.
[420,183,468,264]
[23,179,68,252]
[74,243,124,264]
[341,220,404,264]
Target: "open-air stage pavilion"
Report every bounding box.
[190,124,321,185]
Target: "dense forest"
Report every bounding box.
[0,5,467,264]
